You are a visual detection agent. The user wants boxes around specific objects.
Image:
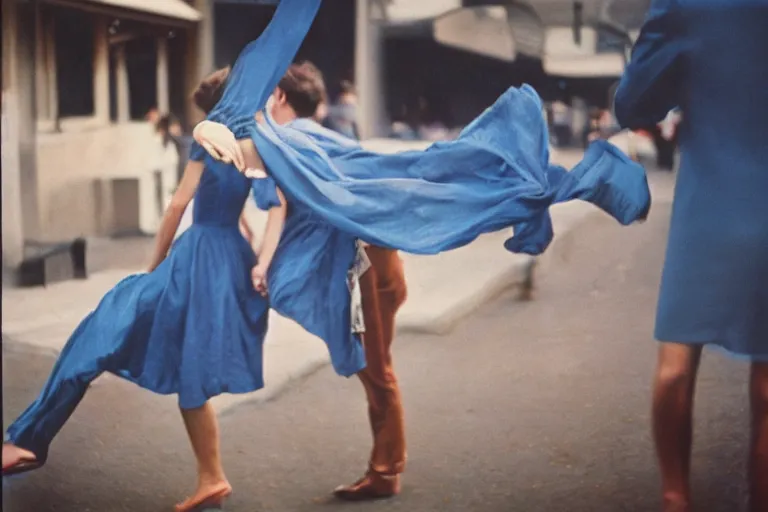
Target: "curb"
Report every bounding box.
[396,256,534,335]
[2,207,613,417]
[534,203,616,275]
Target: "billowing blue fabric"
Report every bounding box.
[7,157,270,462]
[5,0,321,463]
[615,0,768,360]
[245,103,651,378]
[207,0,322,138]
[246,85,651,256]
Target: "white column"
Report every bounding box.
[194,0,214,77]
[46,13,59,128]
[186,0,215,125]
[2,0,25,268]
[34,3,49,122]
[93,16,110,123]
[115,43,130,122]
[156,36,170,114]
[35,5,59,131]
[355,0,387,139]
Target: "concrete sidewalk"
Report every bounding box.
[1,145,643,415]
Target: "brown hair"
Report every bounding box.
[192,62,327,118]
[278,61,327,118]
[338,80,356,96]
[192,67,231,115]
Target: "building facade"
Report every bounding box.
[2,0,214,272]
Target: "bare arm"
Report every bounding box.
[148,160,204,271]
[238,138,286,270]
[255,186,287,271]
[239,214,256,249]
[237,138,286,295]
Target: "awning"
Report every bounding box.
[543,53,626,78]
[45,0,202,25]
[433,7,517,62]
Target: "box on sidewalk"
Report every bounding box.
[17,238,87,287]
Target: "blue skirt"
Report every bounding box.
[6,224,269,461]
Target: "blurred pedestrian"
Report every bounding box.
[615,1,768,511]
[551,99,572,147]
[158,113,194,184]
[324,79,360,140]
[651,109,680,171]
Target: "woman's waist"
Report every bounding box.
[188,220,241,231]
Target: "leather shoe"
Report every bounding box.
[333,472,400,501]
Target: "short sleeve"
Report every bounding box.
[207,106,255,140]
[251,175,282,211]
[188,140,207,162]
[229,115,255,140]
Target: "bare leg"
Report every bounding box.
[175,402,231,512]
[652,342,703,512]
[749,362,768,512]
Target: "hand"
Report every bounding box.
[251,264,268,297]
[193,121,245,171]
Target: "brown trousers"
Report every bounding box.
[358,246,408,476]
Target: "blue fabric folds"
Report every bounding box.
[246,85,651,256]
[249,173,367,379]
[207,0,322,137]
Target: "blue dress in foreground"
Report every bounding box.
[6,152,271,463]
[615,0,768,361]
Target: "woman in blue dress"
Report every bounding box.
[1,67,288,511]
[614,1,768,510]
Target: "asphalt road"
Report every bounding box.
[2,200,752,512]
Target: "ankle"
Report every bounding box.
[662,492,690,511]
[197,469,228,486]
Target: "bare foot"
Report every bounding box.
[2,443,37,472]
[175,479,232,512]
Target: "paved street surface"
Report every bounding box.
[2,189,752,512]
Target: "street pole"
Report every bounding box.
[354,0,371,139]
[355,0,386,139]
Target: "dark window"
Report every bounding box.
[54,7,94,117]
[125,37,157,120]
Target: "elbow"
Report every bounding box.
[168,198,189,215]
